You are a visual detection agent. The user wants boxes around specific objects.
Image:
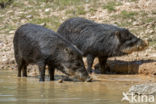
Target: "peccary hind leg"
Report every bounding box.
[98,56,110,74]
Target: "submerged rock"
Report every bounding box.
[128,83,156,95]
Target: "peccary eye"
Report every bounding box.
[64,48,74,55]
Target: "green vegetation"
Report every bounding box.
[103,1,122,12]
[65,6,86,16]
[137,11,155,25]
[39,0,84,10]
[111,10,139,27]
[40,0,53,3]
[89,8,97,15]
[120,10,138,19]
[143,17,155,23]
[0,0,155,39]
[29,16,60,31]
[76,7,86,15]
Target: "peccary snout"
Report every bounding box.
[137,40,148,51]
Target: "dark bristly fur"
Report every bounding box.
[13,23,91,82]
[57,17,148,73]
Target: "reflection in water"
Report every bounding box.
[16,78,28,104]
[0,71,155,104]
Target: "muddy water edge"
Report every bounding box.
[0,70,156,104]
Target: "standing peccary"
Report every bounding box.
[13,23,91,82]
[57,17,148,74]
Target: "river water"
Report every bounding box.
[0,70,155,104]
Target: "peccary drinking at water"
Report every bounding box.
[13,23,91,82]
[57,17,148,73]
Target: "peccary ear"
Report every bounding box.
[115,31,120,39]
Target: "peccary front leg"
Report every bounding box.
[38,62,46,81]
[22,64,27,77]
[48,65,55,81]
[87,54,95,74]
[98,56,109,74]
